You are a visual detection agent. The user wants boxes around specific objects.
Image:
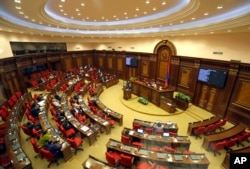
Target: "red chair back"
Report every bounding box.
[121,135,131,145]
[120,154,134,167]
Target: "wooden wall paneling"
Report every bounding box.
[149,54,157,80]
[15,55,33,69]
[72,53,84,68]
[61,54,73,72]
[169,56,180,90]
[0,57,17,73]
[3,71,20,97]
[32,54,47,65]
[47,53,61,62]
[141,57,150,78]
[115,54,125,79]
[95,51,106,69]
[157,47,170,80]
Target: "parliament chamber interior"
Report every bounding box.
[0,1,250,169]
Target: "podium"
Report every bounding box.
[123,89,131,100]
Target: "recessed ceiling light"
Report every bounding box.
[80,3,85,6]
[210,31,214,34]
[15,6,21,10]
[60,9,64,12]
[152,7,157,11]
[31,19,36,22]
[217,5,223,9]
[75,8,79,12]
[204,12,209,16]
[145,0,150,4]
[191,17,196,20]
[24,15,29,18]
[59,5,63,8]
[64,13,67,16]
[162,1,166,5]
[227,29,232,32]
[136,7,139,11]
[61,0,65,2]
[14,0,21,3]
[18,11,24,14]
[144,11,147,14]
[124,12,127,15]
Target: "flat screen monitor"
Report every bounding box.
[125,56,138,67]
[197,67,228,88]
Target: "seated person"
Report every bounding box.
[30,104,40,118]
[52,96,61,108]
[24,122,35,132]
[154,121,164,131]
[54,92,61,101]
[56,112,66,122]
[36,94,44,102]
[38,129,52,147]
[45,140,63,159]
[71,107,84,116]
[60,118,72,130]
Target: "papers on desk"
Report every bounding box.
[176,137,184,141]
[129,130,135,135]
[103,121,109,125]
[81,126,89,132]
[149,135,156,139]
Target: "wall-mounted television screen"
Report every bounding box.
[125,56,138,67]
[197,68,228,88]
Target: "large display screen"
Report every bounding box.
[197,68,228,88]
[125,56,138,67]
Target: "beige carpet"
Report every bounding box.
[20,80,249,169]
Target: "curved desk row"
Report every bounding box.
[133,119,178,133]
[82,155,116,169]
[106,139,210,169]
[5,93,32,169]
[122,127,191,150]
[187,116,221,135]
[202,123,246,150]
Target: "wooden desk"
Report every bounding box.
[222,146,250,169]
[5,93,32,169]
[103,78,119,88]
[202,123,246,150]
[123,127,191,150]
[131,80,174,106]
[133,119,179,133]
[107,139,210,169]
[82,155,116,169]
[123,88,132,100]
[95,98,123,126]
[187,116,221,135]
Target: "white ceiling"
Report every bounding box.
[0,0,249,38]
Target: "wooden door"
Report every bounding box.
[198,84,218,112]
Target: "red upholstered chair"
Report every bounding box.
[210,140,227,156]
[145,127,153,134]
[132,141,143,148]
[219,117,228,131]
[32,128,41,139]
[1,105,9,113]
[120,153,134,168]
[30,137,41,158]
[59,125,76,138]
[193,126,206,139]
[204,124,216,135]
[150,146,163,152]
[133,123,141,131]
[121,135,131,145]
[137,161,156,169]
[20,125,34,141]
[7,99,14,108]
[163,146,175,153]
[40,147,59,167]
[104,115,115,127]
[0,123,7,130]
[28,114,39,124]
[0,109,9,121]
[105,151,121,167]
[225,137,238,151]
[66,137,84,155]
[11,95,18,104]
[155,129,164,135]
[169,132,178,137]
[31,80,39,89]
[183,150,194,155]
[236,131,250,147]
[75,113,86,124]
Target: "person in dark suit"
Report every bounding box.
[30,104,40,118]
[45,140,63,159]
[60,118,72,130]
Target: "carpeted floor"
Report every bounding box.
[19,80,249,169]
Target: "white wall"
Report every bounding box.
[1,32,250,63]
